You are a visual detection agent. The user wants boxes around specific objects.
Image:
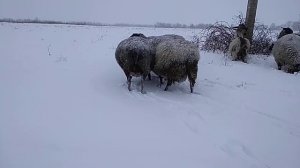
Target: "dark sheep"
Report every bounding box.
[115,35,152,93]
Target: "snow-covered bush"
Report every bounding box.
[249,24,274,55]
[201,22,235,53]
[201,15,275,55]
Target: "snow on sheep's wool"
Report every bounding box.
[272,34,300,73]
[153,39,200,92]
[115,35,153,92]
[228,37,250,63]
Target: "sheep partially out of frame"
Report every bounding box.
[272,28,300,73]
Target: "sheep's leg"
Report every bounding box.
[141,75,147,94]
[241,56,247,63]
[159,76,164,87]
[188,77,195,93]
[189,80,195,93]
[187,74,195,93]
[164,80,172,91]
[285,65,295,74]
[187,63,197,93]
[190,82,194,93]
[277,62,282,70]
[126,75,132,91]
[147,73,151,80]
[295,64,300,72]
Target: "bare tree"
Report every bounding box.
[245,0,258,42]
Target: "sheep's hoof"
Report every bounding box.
[147,74,152,80]
[141,90,147,94]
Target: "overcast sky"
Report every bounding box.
[0,0,299,25]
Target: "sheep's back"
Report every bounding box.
[148,34,185,55]
[115,37,152,74]
[154,39,199,81]
[155,40,199,67]
[272,34,300,65]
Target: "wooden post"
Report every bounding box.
[245,0,258,42]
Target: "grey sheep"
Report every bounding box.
[272,28,300,73]
[228,24,250,63]
[115,35,153,93]
[228,37,250,63]
[153,39,200,93]
[148,34,185,57]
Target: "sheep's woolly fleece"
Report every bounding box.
[115,36,152,75]
[272,34,300,68]
[228,37,250,60]
[155,39,200,68]
[148,34,185,55]
[116,36,150,55]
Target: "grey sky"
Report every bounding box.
[0,0,299,25]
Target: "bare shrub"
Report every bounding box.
[201,21,235,54]
[200,14,276,55]
[249,24,274,55]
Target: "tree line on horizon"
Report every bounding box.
[1,18,299,31]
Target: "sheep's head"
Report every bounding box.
[130,33,147,38]
[233,23,248,38]
[278,27,293,39]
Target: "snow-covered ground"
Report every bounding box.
[0,23,300,168]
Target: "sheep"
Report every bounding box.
[228,24,251,63]
[153,39,200,93]
[271,29,300,73]
[148,34,185,46]
[136,34,185,80]
[115,34,153,93]
[228,37,251,63]
[148,34,185,57]
[277,27,293,39]
[268,27,294,51]
[130,33,147,38]
[233,23,248,38]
